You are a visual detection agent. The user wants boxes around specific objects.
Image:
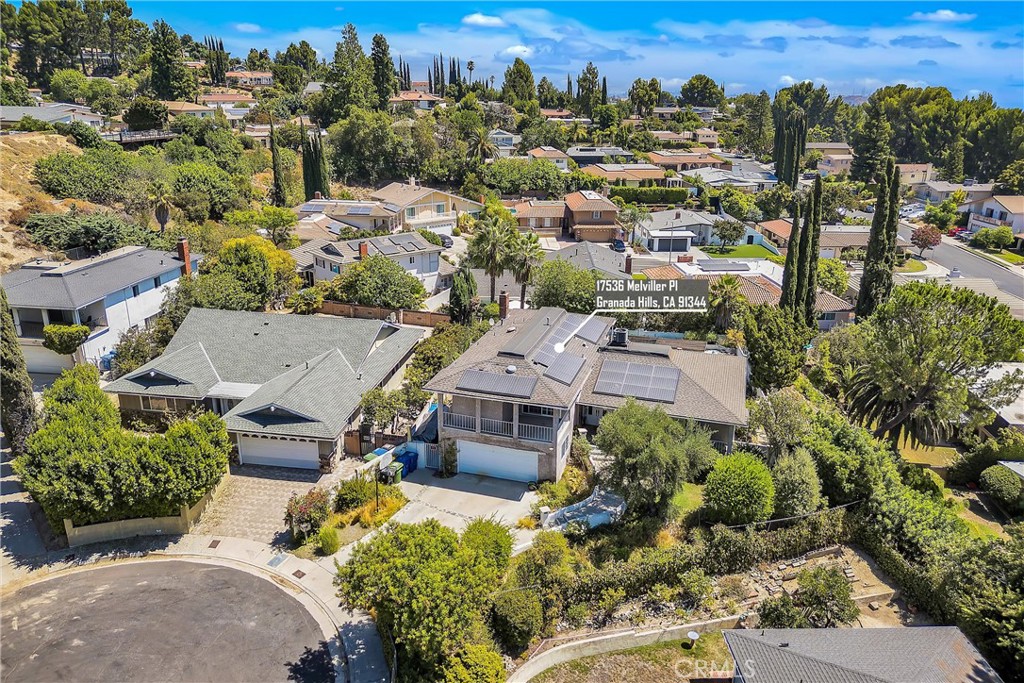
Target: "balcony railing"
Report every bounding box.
[405,211,457,226]
[481,417,513,437]
[518,423,554,443]
[443,411,476,432]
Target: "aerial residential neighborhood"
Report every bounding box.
[1,2,1022,683]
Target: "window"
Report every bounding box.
[818,312,836,321]
[406,207,415,219]
[544,217,552,227]
[592,211,602,220]
[998,211,1008,221]
[409,257,415,264]
[522,405,553,417]
[131,284,140,297]
[436,203,445,214]
[141,396,169,411]
[153,277,160,289]
[330,264,341,274]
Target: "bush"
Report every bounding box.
[949,431,1024,485]
[565,603,590,628]
[490,590,543,652]
[284,487,332,535]
[980,465,1023,511]
[703,452,775,525]
[25,210,154,254]
[757,594,808,628]
[772,448,823,517]
[317,525,341,555]
[462,518,513,572]
[42,324,90,355]
[609,186,694,204]
[335,477,376,512]
[440,644,507,683]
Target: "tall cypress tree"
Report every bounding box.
[427,69,433,95]
[803,176,824,326]
[793,193,813,324]
[1,286,37,457]
[601,76,608,105]
[438,52,446,93]
[269,118,287,207]
[856,157,898,318]
[566,73,573,100]
[779,201,802,312]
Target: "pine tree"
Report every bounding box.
[856,157,899,318]
[850,107,893,183]
[1,286,37,456]
[803,176,823,326]
[269,118,287,207]
[370,33,396,110]
[566,73,573,101]
[941,137,965,183]
[779,201,802,312]
[601,76,608,105]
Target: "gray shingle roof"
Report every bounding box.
[1,246,192,310]
[548,242,630,279]
[723,627,1004,683]
[105,309,422,439]
[289,231,440,270]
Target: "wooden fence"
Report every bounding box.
[318,301,450,327]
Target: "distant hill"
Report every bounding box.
[840,95,870,106]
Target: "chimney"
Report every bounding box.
[314,191,322,199]
[359,241,369,259]
[625,254,632,274]
[176,237,191,276]
[498,290,509,320]
[408,175,416,187]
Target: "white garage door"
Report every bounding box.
[237,436,320,470]
[457,440,539,482]
[21,345,75,375]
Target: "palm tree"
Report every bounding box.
[620,205,652,245]
[151,191,173,234]
[467,126,498,161]
[567,121,586,144]
[467,217,512,302]
[507,231,545,309]
[466,60,475,84]
[708,275,746,332]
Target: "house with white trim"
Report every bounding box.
[370,179,483,236]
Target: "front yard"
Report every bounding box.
[897,258,927,273]
[702,244,776,259]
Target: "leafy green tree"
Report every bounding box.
[739,90,773,156]
[337,520,500,672]
[816,258,849,296]
[326,107,404,183]
[323,23,375,122]
[596,400,720,514]
[708,274,746,332]
[48,68,86,102]
[772,448,822,517]
[501,57,535,107]
[856,157,900,318]
[796,566,859,627]
[574,62,600,118]
[369,33,397,110]
[507,230,544,307]
[994,159,1024,195]
[757,594,809,628]
[24,210,153,254]
[703,452,775,525]
[748,387,811,464]
[679,74,725,109]
[490,591,542,653]
[847,281,1024,446]
[329,254,427,309]
[744,305,809,391]
[150,19,194,100]
[940,137,966,183]
[923,191,964,231]
[286,287,325,315]
[124,96,168,131]
[530,259,597,313]
[627,77,659,118]
[448,262,477,325]
[171,161,242,220]
[467,217,513,302]
[850,105,892,183]
[1,287,38,456]
[711,219,745,250]
[441,645,507,683]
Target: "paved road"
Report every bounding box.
[1,560,333,682]
[899,224,1024,297]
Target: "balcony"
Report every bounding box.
[442,411,555,443]
[968,213,1012,230]
[443,411,477,432]
[405,210,457,228]
[517,422,554,443]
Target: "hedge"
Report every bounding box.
[490,590,543,652]
[42,324,90,355]
[609,186,695,204]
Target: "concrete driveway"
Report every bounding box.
[391,469,538,547]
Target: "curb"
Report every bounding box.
[948,240,1022,274]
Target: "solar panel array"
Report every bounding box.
[457,369,537,398]
[593,360,680,403]
[378,243,400,255]
[532,315,580,367]
[348,205,372,215]
[576,316,608,344]
[543,352,585,385]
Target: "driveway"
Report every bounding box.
[1,560,333,683]
[194,462,356,547]
[390,469,538,547]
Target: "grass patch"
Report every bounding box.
[668,482,704,525]
[898,440,958,467]
[961,515,1002,540]
[534,631,731,683]
[897,258,927,273]
[702,244,776,259]
[994,249,1024,265]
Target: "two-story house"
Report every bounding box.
[527,146,571,171]
[424,306,748,482]
[648,149,724,172]
[1,239,198,374]
[371,180,483,236]
[295,198,400,233]
[567,146,634,166]
[914,180,995,203]
[564,190,622,242]
[960,195,1024,235]
[162,101,216,120]
[226,70,274,87]
[816,154,853,177]
[104,309,422,471]
[488,129,520,157]
[513,199,568,237]
[805,142,852,157]
[896,163,935,185]
[289,231,451,291]
[388,91,445,111]
[199,92,256,108]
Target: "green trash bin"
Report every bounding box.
[387,461,404,484]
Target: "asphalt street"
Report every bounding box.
[1,560,333,683]
[899,224,1024,297]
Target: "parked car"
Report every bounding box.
[610,239,626,253]
[439,233,454,248]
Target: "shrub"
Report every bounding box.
[491,590,543,652]
[980,465,1023,511]
[595,586,626,624]
[949,431,1024,485]
[676,568,713,609]
[703,452,775,525]
[772,448,823,517]
[565,603,590,628]
[534,465,590,513]
[757,594,808,628]
[335,477,375,512]
[284,487,332,535]
[440,644,507,683]
[609,186,694,204]
[462,518,513,571]
[718,575,748,601]
[286,287,324,314]
[318,525,341,555]
[42,324,90,355]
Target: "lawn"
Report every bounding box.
[533,631,732,683]
[898,440,958,467]
[897,258,927,273]
[668,482,704,525]
[702,244,776,259]
[994,249,1024,265]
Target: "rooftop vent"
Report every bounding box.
[610,328,628,346]
[505,365,517,374]
[779,642,789,648]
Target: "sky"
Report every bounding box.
[124,1,1024,104]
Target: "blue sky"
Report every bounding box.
[125,1,1023,104]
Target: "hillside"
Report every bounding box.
[0,132,82,272]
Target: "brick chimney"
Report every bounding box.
[359,241,369,259]
[498,289,509,320]
[176,237,191,276]
[314,191,322,199]
[625,254,632,274]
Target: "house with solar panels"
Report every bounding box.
[295,198,400,234]
[288,232,453,292]
[371,179,484,236]
[424,306,748,482]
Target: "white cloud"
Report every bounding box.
[232,22,262,34]
[498,44,535,59]
[908,9,976,23]
[462,13,506,28]
[778,75,797,86]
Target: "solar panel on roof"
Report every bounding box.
[401,243,418,252]
[456,369,537,398]
[592,360,680,404]
[378,244,400,255]
[298,203,320,213]
[543,353,585,386]
[576,317,608,344]
[348,205,371,215]
[501,312,563,358]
